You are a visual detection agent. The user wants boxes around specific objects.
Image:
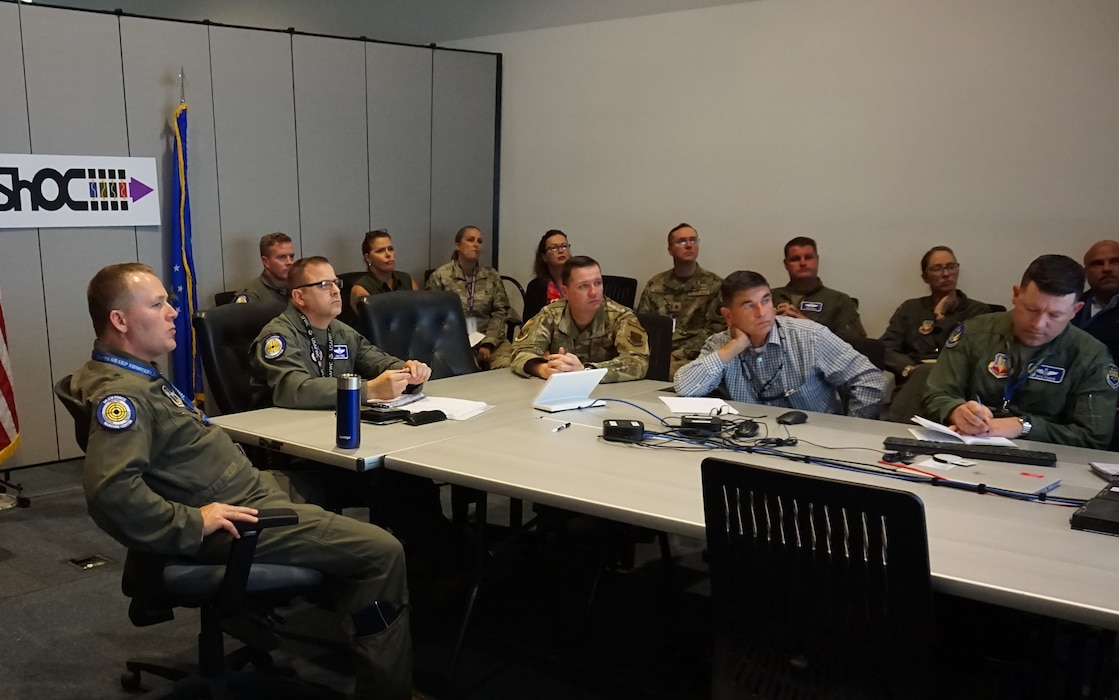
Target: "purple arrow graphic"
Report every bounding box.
[130,178,153,202]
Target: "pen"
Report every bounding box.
[552,422,571,433]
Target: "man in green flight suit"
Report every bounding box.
[60,262,414,699]
[511,255,650,382]
[636,222,724,378]
[233,232,294,304]
[771,236,866,343]
[923,254,1118,448]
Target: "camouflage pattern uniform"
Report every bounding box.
[234,273,287,304]
[510,298,650,383]
[636,266,725,377]
[923,313,1118,448]
[426,259,513,369]
[771,279,865,343]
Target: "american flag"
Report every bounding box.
[0,284,19,465]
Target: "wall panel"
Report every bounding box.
[121,16,223,307]
[22,5,135,461]
[367,43,433,281]
[209,26,300,290]
[292,34,369,272]
[431,51,498,267]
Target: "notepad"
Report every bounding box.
[403,396,489,421]
[909,415,1016,446]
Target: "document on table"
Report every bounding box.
[405,395,490,420]
[659,397,739,415]
[908,415,1016,446]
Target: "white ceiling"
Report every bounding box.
[32,0,759,45]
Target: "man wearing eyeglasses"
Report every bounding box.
[636,223,725,378]
[771,236,866,343]
[250,256,431,408]
[675,270,885,418]
[233,232,295,304]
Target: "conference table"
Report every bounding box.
[212,371,1119,632]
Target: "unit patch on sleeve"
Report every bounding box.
[234,294,249,304]
[1107,364,1119,390]
[97,395,136,430]
[262,334,286,360]
[945,324,964,348]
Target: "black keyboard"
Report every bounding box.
[883,437,1057,467]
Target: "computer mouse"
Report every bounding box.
[736,420,759,438]
[776,410,808,425]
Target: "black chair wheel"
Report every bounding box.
[120,671,142,691]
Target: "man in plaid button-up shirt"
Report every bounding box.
[675,271,885,418]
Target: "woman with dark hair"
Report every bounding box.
[426,225,512,369]
[349,229,417,313]
[523,229,570,321]
[881,246,992,381]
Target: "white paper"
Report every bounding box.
[406,395,490,421]
[659,397,739,415]
[468,331,486,348]
[367,392,426,409]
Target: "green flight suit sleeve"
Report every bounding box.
[354,333,406,381]
[82,395,206,556]
[880,304,918,376]
[921,327,973,424]
[1027,344,1117,448]
[832,294,866,343]
[250,332,340,409]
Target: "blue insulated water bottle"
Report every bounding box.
[336,373,361,448]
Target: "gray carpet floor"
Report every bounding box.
[0,461,713,699]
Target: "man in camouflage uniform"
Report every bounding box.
[923,255,1117,448]
[771,236,865,343]
[234,232,294,304]
[60,262,413,699]
[636,223,724,378]
[511,255,649,383]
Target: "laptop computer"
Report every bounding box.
[532,368,608,412]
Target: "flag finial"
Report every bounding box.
[179,67,186,104]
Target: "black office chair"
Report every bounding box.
[52,376,334,699]
[701,457,936,700]
[636,312,673,382]
[214,290,237,306]
[849,336,887,370]
[337,270,367,328]
[193,299,286,415]
[601,274,638,309]
[500,274,526,341]
[355,290,478,380]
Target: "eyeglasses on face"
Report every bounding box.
[926,263,960,274]
[671,237,699,247]
[295,278,344,291]
[545,243,571,253]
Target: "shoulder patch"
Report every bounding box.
[262,334,286,360]
[234,294,249,304]
[945,323,964,348]
[97,395,136,430]
[1107,364,1119,390]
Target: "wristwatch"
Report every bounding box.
[1017,416,1032,437]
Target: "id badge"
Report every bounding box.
[465,316,479,335]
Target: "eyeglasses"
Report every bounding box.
[926,263,960,274]
[295,278,343,291]
[671,237,699,247]
[545,243,571,253]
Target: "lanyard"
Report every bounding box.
[299,313,334,378]
[1001,355,1045,413]
[465,269,477,315]
[92,351,204,419]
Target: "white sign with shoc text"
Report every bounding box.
[0,153,161,229]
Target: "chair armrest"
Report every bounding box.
[219,508,299,615]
